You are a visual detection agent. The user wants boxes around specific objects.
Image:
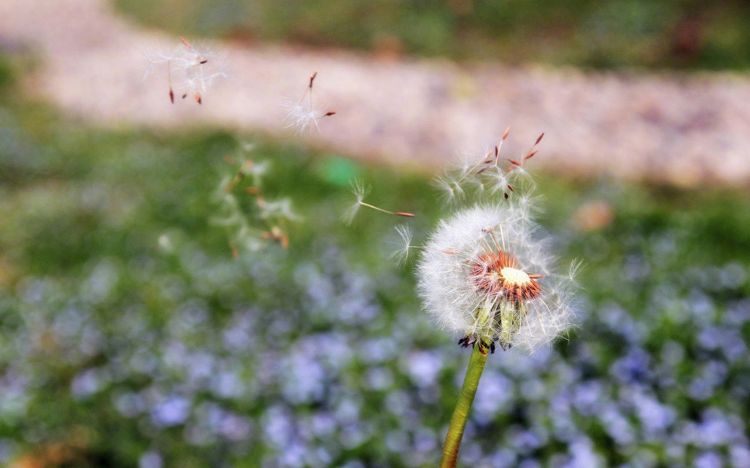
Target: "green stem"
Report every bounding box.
[440,344,489,468]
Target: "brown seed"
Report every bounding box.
[502,127,511,140]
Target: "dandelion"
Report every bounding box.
[418,204,577,467]
[418,204,575,352]
[284,72,336,133]
[343,179,415,224]
[144,37,227,105]
[407,129,577,467]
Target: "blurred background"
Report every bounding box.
[1,0,750,467]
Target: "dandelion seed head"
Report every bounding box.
[417,204,576,353]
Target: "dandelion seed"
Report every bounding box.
[143,37,227,105]
[434,131,546,206]
[568,258,584,280]
[501,126,511,141]
[488,170,510,196]
[435,171,470,204]
[284,72,336,133]
[342,180,370,224]
[392,225,414,264]
[506,132,544,187]
[435,176,456,201]
[343,179,415,224]
[507,162,535,189]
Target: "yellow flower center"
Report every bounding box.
[500,267,532,286]
[471,251,542,302]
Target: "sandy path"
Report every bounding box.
[2,0,750,186]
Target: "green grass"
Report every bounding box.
[116,0,750,70]
[2,54,750,465]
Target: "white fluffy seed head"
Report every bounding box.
[416,204,576,352]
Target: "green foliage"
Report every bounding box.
[1,56,750,466]
[116,0,750,70]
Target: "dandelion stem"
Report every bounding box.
[440,343,489,468]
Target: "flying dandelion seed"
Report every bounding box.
[284,72,336,133]
[434,174,466,204]
[144,37,227,105]
[343,179,415,224]
[487,170,510,197]
[506,132,544,188]
[391,225,415,264]
[434,131,547,204]
[342,180,370,224]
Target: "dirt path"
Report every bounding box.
[2,0,750,186]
